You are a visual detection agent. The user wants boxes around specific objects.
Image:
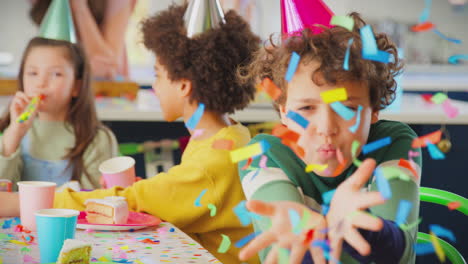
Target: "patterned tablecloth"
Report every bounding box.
[0,217,221,264]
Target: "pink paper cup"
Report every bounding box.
[17,181,56,231]
[100,156,136,188]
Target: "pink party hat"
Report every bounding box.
[281,0,334,37]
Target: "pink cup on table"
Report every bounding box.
[100,156,136,188]
[17,181,56,231]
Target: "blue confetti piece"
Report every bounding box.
[194,189,207,207]
[322,189,336,205]
[419,0,432,23]
[311,239,331,252]
[185,103,205,130]
[249,168,261,182]
[429,224,456,243]
[259,139,271,153]
[234,201,252,226]
[433,29,462,44]
[375,168,392,200]
[235,231,261,248]
[169,227,175,232]
[349,105,363,133]
[362,137,392,155]
[360,25,378,55]
[330,102,355,121]
[395,200,412,225]
[343,38,353,70]
[448,54,468,64]
[285,52,301,82]
[288,209,301,234]
[286,110,309,129]
[362,50,391,63]
[321,204,330,216]
[415,243,435,255]
[426,140,445,160]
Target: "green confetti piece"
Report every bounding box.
[330,15,355,31]
[217,234,231,253]
[207,203,217,217]
[0,233,10,240]
[278,247,290,263]
[20,247,31,253]
[93,233,115,238]
[431,93,448,104]
[351,140,362,167]
[296,209,312,233]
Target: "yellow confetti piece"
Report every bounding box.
[320,88,348,104]
[134,260,144,264]
[217,234,231,253]
[98,256,111,262]
[305,163,328,173]
[207,203,217,217]
[9,240,29,246]
[430,232,446,262]
[0,256,3,264]
[230,143,262,163]
[120,245,129,250]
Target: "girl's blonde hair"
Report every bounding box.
[0,37,113,182]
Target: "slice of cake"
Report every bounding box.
[57,239,91,264]
[85,196,129,224]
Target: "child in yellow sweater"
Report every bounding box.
[0,3,261,264]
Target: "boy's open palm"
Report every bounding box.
[239,200,327,264]
[326,159,386,261]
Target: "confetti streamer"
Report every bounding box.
[305,163,328,173]
[375,168,392,200]
[349,105,363,133]
[429,232,446,262]
[261,78,282,100]
[411,21,435,32]
[433,29,462,44]
[395,200,412,225]
[343,38,353,70]
[278,247,290,263]
[448,54,468,64]
[285,52,301,82]
[194,189,208,207]
[330,102,355,121]
[442,99,459,119]
[448,201,461,211]
[362,137,392,155]
[430,92,448,104]
[207,203,217,217]
[430,224,456,242]
[398,158,418,178]
[185,103,205,130]
[414,243,434,255]
[330,15,355,31]
[286,110,309,129]
[212,139,234,150]
[360,25,378,55]
[426,140,445,160]
[217,234,231,253]
[288,209,301,234]
[320,88,348,104]
[351,140,362,167]
[322,189,336,205]
[419,0,432,23]
[230,140,271,163]
[412,130,442,148]
[235,231,261,248]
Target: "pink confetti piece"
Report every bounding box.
[408,150,420,158]
[192,129,205,139]
[442,99,459,119]
[259,155,267,168]
[23,254,37,263]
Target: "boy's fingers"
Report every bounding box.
[344,228,371,256]
[239,231,276,260]
[345,159,376,189]
[289,243,308,264]
[246,200,275,216]
[356,191,386,209]
[351,211,383,232]
[309,245,326,264]
[328,234,343,262]
[264,245,279,264]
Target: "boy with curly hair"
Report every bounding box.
[237,13,421,263]
[0,3,261,264]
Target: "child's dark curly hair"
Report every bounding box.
[238,12,403,112]
[141,4,261,114]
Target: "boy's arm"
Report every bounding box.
[0,192,19,217]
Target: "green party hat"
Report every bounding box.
[38,0,76,43]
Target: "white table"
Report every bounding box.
[1,92,467,124]
[0,217,221,264]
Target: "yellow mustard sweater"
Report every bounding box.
[54,123,260,264]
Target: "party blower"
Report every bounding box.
[16,94,46,123]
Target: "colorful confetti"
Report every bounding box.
[343,38,353,70]
[349,105,363,133]
[395,200,412,225]
[230,140,271,163]
[362,137,392,155]
[261,78,282,100]
[207,203,217,217]
[320,88,348,104]
[217,234,231,253]
[185,103,205,130]
[412,130,442,148]
[330,15,354,31]
[286,110,309,129]
[212,139,234,150]
[195,189,208,207]
[285,52,301,82]
[330,101,355,121]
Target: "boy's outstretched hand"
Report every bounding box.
[326,158,386,261]
[238,200,327,264]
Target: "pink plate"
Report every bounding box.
[76,211,161,231]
